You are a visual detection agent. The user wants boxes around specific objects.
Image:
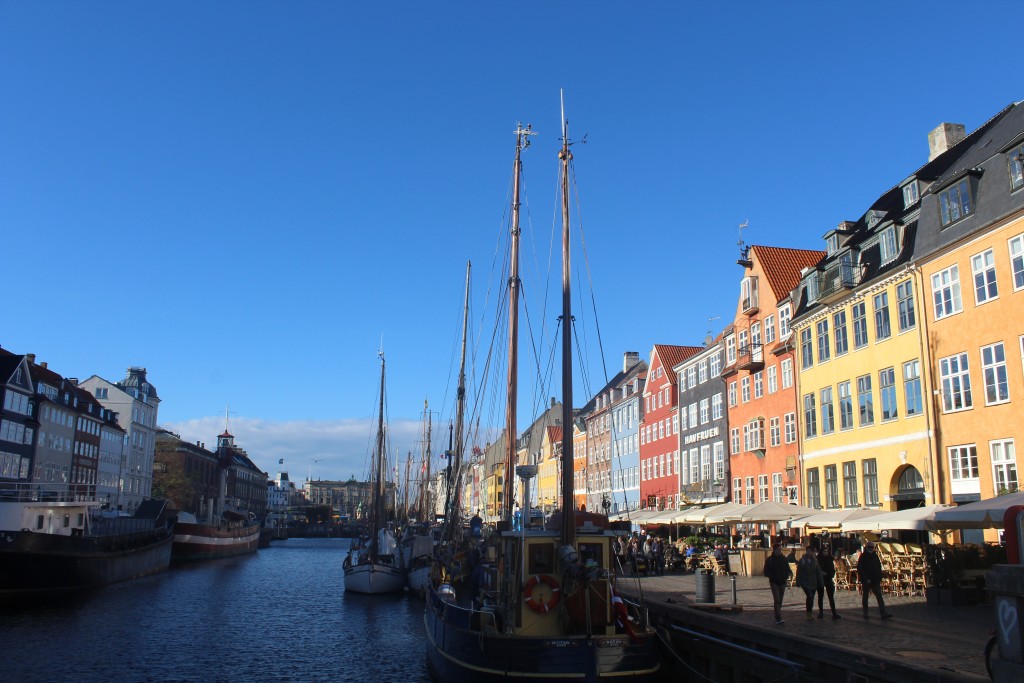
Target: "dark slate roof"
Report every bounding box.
[119,366,159,399]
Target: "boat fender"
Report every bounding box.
[523,574,560,613]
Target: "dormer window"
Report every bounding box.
[805,272,820,302]
[825,232,839,255]
[939,178,973,227]
[880,226,899,264]
[1009,143,1024,191]
[902,180,920,208]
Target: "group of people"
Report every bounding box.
[763,540,893,625]
[613,533,670,576]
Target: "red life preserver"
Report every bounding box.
[523,574,561,613]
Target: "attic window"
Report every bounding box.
[939,178,973,227]
[1009,143,1024,191]
[825,233,839,255]
[902,180,920,208]
[880,226,899,264]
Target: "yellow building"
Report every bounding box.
[912,106,1024,540]
[791,224,939,514]
[537,426,563,514]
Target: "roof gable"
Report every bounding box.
[750,245,827,301]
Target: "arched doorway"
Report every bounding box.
[892,466,926,511]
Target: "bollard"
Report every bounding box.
[731,573,738,604]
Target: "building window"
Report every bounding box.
[939,178,973,227]
[779,304,792,338]
[820,386,834,435]
[1010,234,1024,291]
[833,310,848,356]
[838,380,853,430]
[731,428,740,455]
[992,440,1018,494]
[873,292,891,341]
[714,442,725,480]
[843,461,858,507]
[863,459,878,506]
[698,360,708,384]
[880,226,898,263]
[784,413,797,443]
[904,360,923,416]
[932,265,963,319]
[896,280,916,332]
[857,374,874,426]
[767,365,778,394]
[949,444,979,482]
[700,446,711,481]
[753,371,763,399]
[1010,144,1024,190]
[764,314,776,344]
[939,352,973,412]
[852,302,869,348]
[981,342,1009,405]
[746,476,755,504]
[759,474,769,502]
[741,377,750,403]
[972,249,999,305]
[728,381,737,407]
[733,478,743,505]
[712,393,723,420]
[770,417,781,447]
[902,180,919,208]
[773,473,784,503]
[726,336,736,364]
[781,359,793,389]
[699,398,709,424]
[816,319,830,363]
[687,367,697,389]
[824,465,839,508]
[806,468,820,509]
[879,368,898,421]
[710,351,722,377]
[800,328,814,369]
[803,393,817,438]
[689,403,698,428]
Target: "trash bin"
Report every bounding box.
[695,568,715,603]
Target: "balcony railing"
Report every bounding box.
[737,342,764,371]
[816,262,860,303]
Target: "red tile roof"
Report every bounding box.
[750,245,826,301]
[546,426,563,443]
[653,344,704,382]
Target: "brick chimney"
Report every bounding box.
[928,122,966,161]
[623,351,640,372]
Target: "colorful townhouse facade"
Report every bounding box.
[609,355,646,514]
[639,344,702,510]
[537,425,562,515]
[725,245,824,508]
[674,338,729,507]
[912,105,1024,532]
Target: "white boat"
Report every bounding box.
[343,351,407,594]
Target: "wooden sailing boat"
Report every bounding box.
[343,351,406,594]
[424,105,661,682]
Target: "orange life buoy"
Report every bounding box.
[523,574,560,613]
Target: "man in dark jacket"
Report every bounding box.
[763,542,793,625]
[856,542,893,619]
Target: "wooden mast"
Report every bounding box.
[503,124,533,522]
[558,94,576,548]
[370,350,386,563]
[451,260,471,524]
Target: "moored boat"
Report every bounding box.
[343,351,407,594]
[425,108,661,682]
[171,429,260,562]
[0,487,174,593]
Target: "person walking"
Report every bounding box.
[763,542,793,625]
[856,541,893,619]
[795,547,824,621]
[816,544,841,619]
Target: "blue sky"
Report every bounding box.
[3,2,1022,485]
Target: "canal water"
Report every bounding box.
[1,538,432,683]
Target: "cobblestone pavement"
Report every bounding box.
[618,570,995,680]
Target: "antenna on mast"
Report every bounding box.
[705,316,721,346]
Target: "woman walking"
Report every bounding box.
[796,547,824,621]
[816,545,841,619]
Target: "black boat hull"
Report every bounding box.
[424,590,662,682]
